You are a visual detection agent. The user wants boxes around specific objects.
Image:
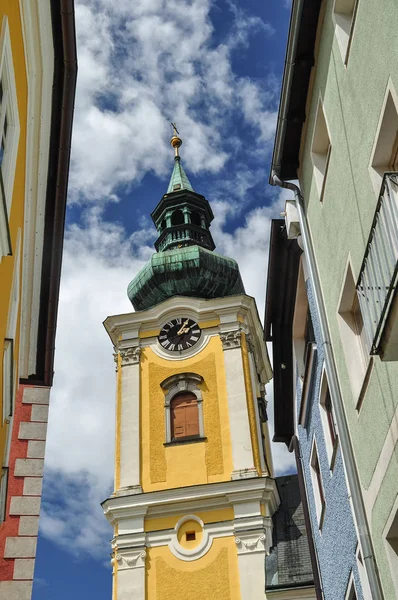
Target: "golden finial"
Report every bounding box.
[170,122,182,158]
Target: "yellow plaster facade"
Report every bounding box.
[146,538,240,600]
[0,1,28,467]
[140,335,233,492]
[144,508,234,533]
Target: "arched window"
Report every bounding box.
[171,209,184,226]
[190,211,201,227]
[171,392,199,440]
[161,372,204,444]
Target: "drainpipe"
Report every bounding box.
[289,435,323,600]
[271,172,384,600]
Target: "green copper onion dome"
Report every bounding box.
[127,125,245,311]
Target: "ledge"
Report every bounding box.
[164,436,207,447]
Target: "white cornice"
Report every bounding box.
[102,477,279,524]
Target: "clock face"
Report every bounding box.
[158,318,201,352]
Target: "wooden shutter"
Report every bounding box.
[171,392,199,439]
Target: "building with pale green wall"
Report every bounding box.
[270,0,398,598]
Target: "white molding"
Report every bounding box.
[168,515,211,561]
[152,329,211,361]
[364,402,398,514]
[18,0,54,378]
[161,373,204,442]
[0,16,20,213]
[103,477,279,525]
[368,77,398,194]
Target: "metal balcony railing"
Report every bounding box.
[357,172,398,354]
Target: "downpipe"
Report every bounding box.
[271,172,384,600]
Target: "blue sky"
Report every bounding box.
[32,1,294,598]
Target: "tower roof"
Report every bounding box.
[127,124,245,310]
[166,156,194,194]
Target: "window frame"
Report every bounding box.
[369,80,398,194]
[344,571,358,600]
[311,98,332,202]
[0,17,20,216]
[319,366,339,470]
[161,372,205,445]
[310,438,326,530]
[2,338,13,423]
[333,0,359,65]
[337,260,372,407]
[383,494,398,592]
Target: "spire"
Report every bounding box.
[127,122,245,310]
[167,123,194,193]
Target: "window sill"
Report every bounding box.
[164,436,207,447]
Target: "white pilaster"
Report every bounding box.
[113,548,146,600]
[236,535,268,600]
[220,331,255,479]
[119,347,141,492]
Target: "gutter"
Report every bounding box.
[40,0,77,387]
[269,0,305,180]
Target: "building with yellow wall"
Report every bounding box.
[0,2,76,598]
[103,131,316,600]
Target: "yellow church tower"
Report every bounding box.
[102,128,279,600]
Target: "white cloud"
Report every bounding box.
[69,0,277,203]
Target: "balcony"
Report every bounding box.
[357,172,398,359]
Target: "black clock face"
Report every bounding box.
[158,318,201,352]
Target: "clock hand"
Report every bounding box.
[176,319,189,336]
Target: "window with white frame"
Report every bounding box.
[370,85,398,193]
[310,439,326,529]
[333,0,359,64]
[0,17,20,261]
[345,572,358,600]
[384,501,398,591]
[0,466,8,522]
[319,367,338,468]
[161,373,205,444]
[337,261,371,403]
[2,338,13,423]
[311,99,331,202]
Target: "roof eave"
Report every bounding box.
[270,0,323,183]
[27,0,77,387]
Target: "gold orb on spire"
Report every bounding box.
[170,122,182,157]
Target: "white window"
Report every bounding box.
[345,572,358,600]
[337,261,371,404]
[0,467,8,522]
[384,498,398,592]
[311,99,331,202]
[369,82,398,193]
[2,339,13,423]
[333,0,359,64]
[310,439,326,529]
[319,367,338,469]
[0,17,20,262]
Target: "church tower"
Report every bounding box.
[102,128,279,600]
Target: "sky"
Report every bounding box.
[32,1,294,598]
